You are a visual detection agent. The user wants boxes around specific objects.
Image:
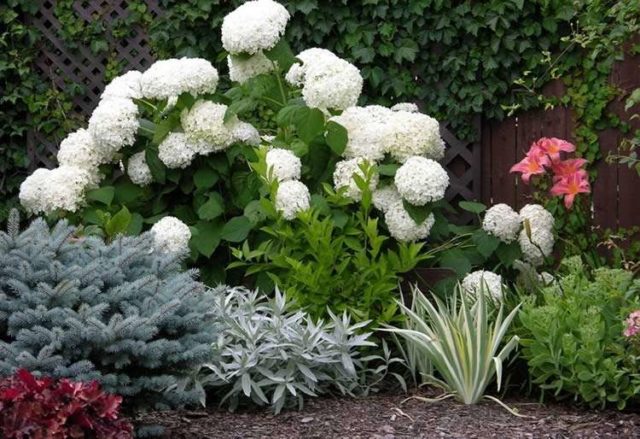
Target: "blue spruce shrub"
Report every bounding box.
[0,214,217,409]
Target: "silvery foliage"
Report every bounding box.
[187,286,405,413]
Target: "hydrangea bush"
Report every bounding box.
[19,0,456,294]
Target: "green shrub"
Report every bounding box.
[519,257,640,409]
[0,214,218,409]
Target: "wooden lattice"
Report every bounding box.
[27,0,161,169]
[441,118,482,223]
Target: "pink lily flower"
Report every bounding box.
[536,137,576,161]
[550,171,590,209]
[510,147,550,183]
[550,158,588,180]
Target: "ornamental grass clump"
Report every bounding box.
[385,286,520,408]
[0,213,218,409]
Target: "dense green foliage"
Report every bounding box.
[0,214,218,409]
[519,257,640,409]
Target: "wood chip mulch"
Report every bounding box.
[135,390,640,438]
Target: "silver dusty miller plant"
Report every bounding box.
[185,286,404,413]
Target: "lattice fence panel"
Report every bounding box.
[27,0,161,170]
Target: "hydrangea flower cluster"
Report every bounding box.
[462,270,504,301]
[286,48,363,111]
[266,148,302,182]
[275,180,311,220]
[333,158,379,201]
[20,55,261,215]
[482,203,521,243]
[394,157,449,206]
[518,204,555,266]
[150,216,192,255]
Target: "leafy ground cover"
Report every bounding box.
[135,388,640,438]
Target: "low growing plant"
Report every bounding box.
[519,257,640,409]
[189,286,403,413]
[0,369,132,439]
[0,214,218,409]
[385,286,521,410]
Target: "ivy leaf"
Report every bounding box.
[86,186,115,206]
[221,216,253,242]
[402,200,431,225]
[459,200,486,214]
[197,193,224,220]
[472,229,500,258]
[325,121,348,155]
[192,220,222,257]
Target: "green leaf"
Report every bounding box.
[221,216,253,242]
[192,220,222,257]
[127,213,144,235]
[193,167,219,189]
[145,147,166,184]
[197,193,224,220]
[403,200,431,225]
[152,112,180,145]
[86,186,115,206]
[264,39,296,71]
[324,121,348,155]
[472,229,500,258]
[495,241,522,266]
[439,249,471,276]
[378,164,400,176]
[297,108,325,143]
[459,200,486,214]
[105,206,132,238]
[244,200,267,224]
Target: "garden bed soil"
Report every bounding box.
[136,389,640,438]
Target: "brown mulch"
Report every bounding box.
[135,390,640,439]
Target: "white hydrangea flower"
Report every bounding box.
[88,97,139,160]
[286,48,363,110]
[519,227,555,267]
[140,58,219,100]
[230,121,261,145]
[158,132,197,169]
[482,203,521,243]
[19,166,93,214]
[518,203,555,266]
[180,100,236,154]
[222,0,290,55]
[333,158,378,201]
[57,128,103,170]
[101,70,142,101]
[519,204,554,230]
[390,102,419,113]
[266,148,301,182]
[127,151,152,186]
[275,180,310,220]
[384,201,435,242]
[329,105,392,162]
[384,111,445,162]
[395,156,449,205]
[151,216,192,255]
[372,184,401,213]
[228,52,275,84]
[462,270,504,301]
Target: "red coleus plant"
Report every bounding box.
[0,369,133,439]
[510,137,591,209]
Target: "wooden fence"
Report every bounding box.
[481,50,640,231]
